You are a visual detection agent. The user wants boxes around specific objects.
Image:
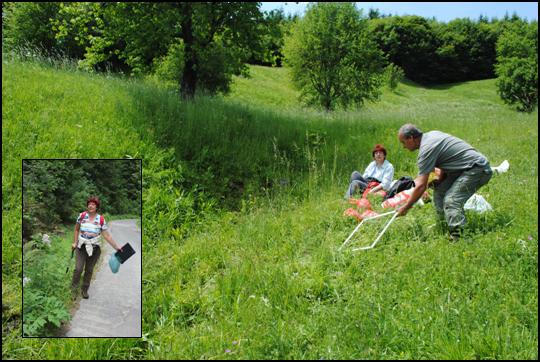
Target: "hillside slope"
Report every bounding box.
[225,65,506,112]
[3,60,538,359]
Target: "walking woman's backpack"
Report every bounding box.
[79,211,104,227]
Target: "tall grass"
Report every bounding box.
[2,56,537,359]
[119,83,399,208]
[2,53,196,350]
[140,187,537,359]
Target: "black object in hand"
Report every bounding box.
[65,249,75,274]
[114,242,136,264]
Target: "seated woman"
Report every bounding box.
[344,144,394,199]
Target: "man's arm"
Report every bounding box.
[396,173,429,217]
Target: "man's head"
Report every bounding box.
[398,124,422,151]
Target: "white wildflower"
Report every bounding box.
[42,234,51,247]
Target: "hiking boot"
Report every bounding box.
[448,227,463,242]
[81,289,89,299]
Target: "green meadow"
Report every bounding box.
[2,53,537,359]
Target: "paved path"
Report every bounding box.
[65,219,141,337]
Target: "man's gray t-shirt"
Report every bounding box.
[417,131,489,175]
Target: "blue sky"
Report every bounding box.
[259,2,538,22]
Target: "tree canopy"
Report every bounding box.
[284,3,385,111]
[5,2,262,98]
[22,159,141,240]
[3,2,536,110]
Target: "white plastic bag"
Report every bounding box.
[492,160,509,175]
[464,194,492,213]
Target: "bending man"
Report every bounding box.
[396,124,493,240]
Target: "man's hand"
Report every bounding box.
[396,205,409,217]
[397,174,429,217]
[71,242,77,250]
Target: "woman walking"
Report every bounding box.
[71,196,122,299]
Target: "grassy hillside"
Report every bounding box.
[227,65,512,120]
[226,65,301,109]
[3,58,538,359]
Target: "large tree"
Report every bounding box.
[48,2,263,97]
[284,3,385,111]
[173,2,263,98]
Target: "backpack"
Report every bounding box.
[79,211,104,227]
[383,176,415,201]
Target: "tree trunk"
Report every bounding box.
[180,3,197,99]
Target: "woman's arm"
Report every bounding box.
[72,223,80,249]
[362,161,375,179]
[102,230,122,252]
[368,183,384,193]
[380,164,394,191]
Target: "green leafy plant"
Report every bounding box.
[385,63,405,91]
[23,289,71,337]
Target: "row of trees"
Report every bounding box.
[3,2,264,98]
[285,3,537,111]
[284,6,536,112]
[22,159,141,240]
[3,2,537,111]
[369,15,499,84]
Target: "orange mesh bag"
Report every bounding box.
[343,208,363,221]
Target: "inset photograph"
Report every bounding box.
[22,159,142,338]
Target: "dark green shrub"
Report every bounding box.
[385,63,405,91]
[495,21,538,112]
